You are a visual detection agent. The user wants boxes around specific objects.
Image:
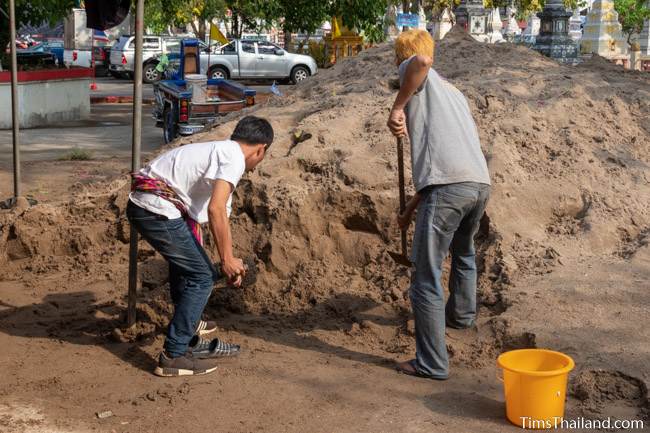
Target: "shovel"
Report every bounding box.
[388,136,411,267]
[215,256,258,288]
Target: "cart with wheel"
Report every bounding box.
[152,39,256,143]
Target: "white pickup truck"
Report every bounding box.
[203,39,318,84]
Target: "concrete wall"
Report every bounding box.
[0,78,90,129]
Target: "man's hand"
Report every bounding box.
[222,257,246,287]
[396,208,414,231]
[387,108,407,137]
[208,179,244,286]
[395,193,421,231]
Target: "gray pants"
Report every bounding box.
[410,182,490,379]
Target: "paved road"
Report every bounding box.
[90,76,284,99]
[0,104,163,163]
[0,77,289,163]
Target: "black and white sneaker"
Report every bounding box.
[154,351,219,377]
[188,335,241,359]
[195,319,218,336]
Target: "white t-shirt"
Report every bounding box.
[129,140,246,223]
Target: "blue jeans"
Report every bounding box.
[409,182,490,378]
[126,200,220,357]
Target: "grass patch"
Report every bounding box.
[58,148,94,161]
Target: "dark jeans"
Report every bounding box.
[410,182,490,378]
[126,200,220,357]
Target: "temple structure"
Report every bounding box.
[522,14,541,41]
[486,8,506,43]
[637,0,650,55]
[532,0,579,62]
[569,8,583,42]
[455,0,490,42]
[433,8,454,40]
[504,3,522,41]
[580,0,628,61]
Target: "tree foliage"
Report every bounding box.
[143,0,225,39]
[481,0,580,19]
[0,0,75,65]
[258,0,391,46]
[143,0,394,44]
[421,0,461,20]
[614,0,650,46]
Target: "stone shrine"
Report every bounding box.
[637,0,650,55]
[569,8,583,42]
[533,0,579,62]
[486,8,506,43]
[433,8,454,40]
[522,14,541,42]
[455,0,490,42]
[580,0,628,59]
[504,3,522,41]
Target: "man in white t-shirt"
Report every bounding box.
[126,116,273,377]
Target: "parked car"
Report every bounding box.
[20,40,65,64]
[16,51,56,67]
[109,35,189,82]
[93,46,111,77]
[205,39,318,84]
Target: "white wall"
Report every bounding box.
[0,78,90,129]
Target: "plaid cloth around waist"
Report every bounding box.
[131,173,203,245]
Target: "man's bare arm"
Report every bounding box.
[392,55,432,110]
[388,55,433,137]
[208,179,245,285]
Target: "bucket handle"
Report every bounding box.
[496,370,503,383]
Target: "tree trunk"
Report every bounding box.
[297,33,311,53]
[284,28,292,52]
[232,14,240,38]
[190,20,200,37]
[1,23,11,66]
[198,20,206,42]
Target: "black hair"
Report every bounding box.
[230,116,274,148]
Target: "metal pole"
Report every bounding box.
[208,24,212,74]
[127,0,145,327]
[9,0,21,200]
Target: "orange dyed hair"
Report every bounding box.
[394,29,435,64]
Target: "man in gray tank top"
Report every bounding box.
[387,29,491,380]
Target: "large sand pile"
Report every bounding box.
[1,29,649,372]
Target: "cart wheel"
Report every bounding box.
[163,106,177,144]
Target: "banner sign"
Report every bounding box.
[396,13,419,28]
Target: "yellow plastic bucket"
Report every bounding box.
[497,349,575,429]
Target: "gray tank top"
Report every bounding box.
[399,57,491,191]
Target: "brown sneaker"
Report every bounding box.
[154,351,219,377]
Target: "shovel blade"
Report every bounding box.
[388,251,411,267]
[215,256,258,288]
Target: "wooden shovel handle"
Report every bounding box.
[397,136,408,258]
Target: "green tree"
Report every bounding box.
[421,0,461,21]
[0,0,75,67]
[220,0,267,38]
[332,0,390,41]
[260,0,391,48]
[259,0,329,49]
[143,0,171,34]
[614,0,650,47]
[154,0,225,40]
